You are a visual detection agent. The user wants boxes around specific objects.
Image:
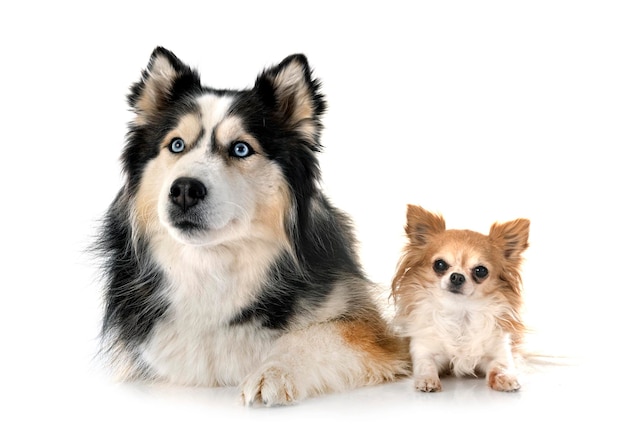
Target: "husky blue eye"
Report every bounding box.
[169,138,186,153]
[230,141,254,158]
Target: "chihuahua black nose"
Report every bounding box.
[450,273,465,287]
[169,177,207,211]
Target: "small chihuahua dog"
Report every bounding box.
[391,205,530,392]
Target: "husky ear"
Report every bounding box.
[254,54,326,145]
[128,47,201,124]
[489,218,530,264]
[405,205,446,247]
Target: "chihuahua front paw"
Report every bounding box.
[414,375,442,392]
[488,370,520,392]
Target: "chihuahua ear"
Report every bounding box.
[489,218,530,263]
[128,47,201,124]
[405,204,446,246]
[254,54,326,145]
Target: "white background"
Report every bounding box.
[1,1,624,444]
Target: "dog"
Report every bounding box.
[94,47,409,406]
[391,204,530,392]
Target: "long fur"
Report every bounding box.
[391,204,529,392]
[94,47,409,406]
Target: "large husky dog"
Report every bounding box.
[96,47,409,406]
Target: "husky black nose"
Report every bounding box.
[450,273,465,287]
[169,177,207,211]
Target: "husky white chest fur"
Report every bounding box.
[96,47,409,406]
[139,238,279,387]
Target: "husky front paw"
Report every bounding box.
[488,370,520,392]
[414,375,442,392]
[240,365,300,407]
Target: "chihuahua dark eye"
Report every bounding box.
[433,259,449,274]
[473,265,489,282]
[169,137,186,154]
[230,141,254,158]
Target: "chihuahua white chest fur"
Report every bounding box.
[405,292,513,377]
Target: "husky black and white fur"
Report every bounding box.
[95,47,409,406]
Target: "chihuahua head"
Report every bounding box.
[392,205,530,306]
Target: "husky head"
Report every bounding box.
[124,47,326,248]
